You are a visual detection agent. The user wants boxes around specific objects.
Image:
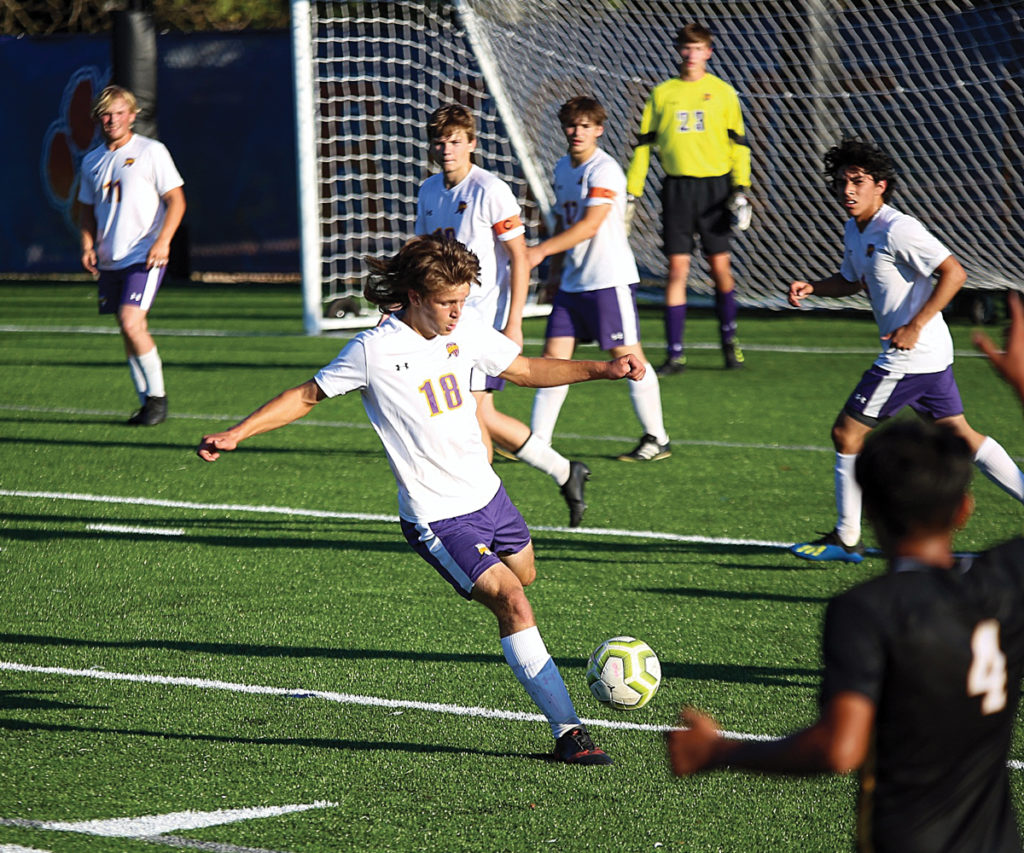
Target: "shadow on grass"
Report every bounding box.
[0,633,819,687]
[0,717,533,760]
[642,585,830,605]
[0,511,406,552]
[0,690,106,713]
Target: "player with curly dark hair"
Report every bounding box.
[787,138,1024,563]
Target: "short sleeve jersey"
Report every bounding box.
[313,314,520,523]
[553,149,640,293]
[839,204,955,374]
[821,539,1024,853]
[77,134,184,270]
[626,74,751,198]
[415,165,525,329]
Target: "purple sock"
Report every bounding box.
[715,290,738,346]
[664,304,687,359]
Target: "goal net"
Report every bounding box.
[293,0,1023,333]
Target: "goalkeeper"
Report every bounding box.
[626,22,752,373]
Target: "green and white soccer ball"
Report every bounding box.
[586,636,662,710]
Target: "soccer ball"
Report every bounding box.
[586,636,662,710]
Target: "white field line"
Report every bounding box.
[3,660,1022,771]
[0,660,762,741]
[0,323,996,359]
[87,523,185,536]
[0,488,795,547]
[0,402,829,450]
[27,802,337,838]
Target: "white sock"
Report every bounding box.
[515,434,571,485]
[136,347,165,398]
[974,436,1024,503]
[126,356,147,405]
[501,626,580,739]
[530,385,569,447]
[628,365,669,444]
[835,452,862,546]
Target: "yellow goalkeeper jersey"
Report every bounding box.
[626,73,751,197]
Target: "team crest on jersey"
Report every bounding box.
[446,342,460,358]
[457,201,468,214]
[866,244,875,256]
[704,93,712,101]
[475,543,493,556]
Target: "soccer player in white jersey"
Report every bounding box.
[197,235,646,764]
[788,139,1024,563]
[416,105,591,526]
[526,96,671,462]
[78,85,186,426]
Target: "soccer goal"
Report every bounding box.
[292,0,1023,333]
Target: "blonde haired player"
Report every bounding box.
[416,105,592,526]
[78,84,186,426]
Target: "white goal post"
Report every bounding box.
[292,0,1023,334]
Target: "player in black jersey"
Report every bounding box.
[666,413,1024,852]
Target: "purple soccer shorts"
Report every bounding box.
[97,263,166,315]
[544,284,641,350]
[844,364,964,426]
[400,484,532,599]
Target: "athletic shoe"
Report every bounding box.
[128,395,168,426]
[553,726,613,765]
[560,461,590,528]
[656,356,687,377]
[723,340,745,370]
[618,434,671,462]
[790,529,865,564]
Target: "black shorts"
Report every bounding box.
[661,174,732,256]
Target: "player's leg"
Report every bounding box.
[530,292,579,445]
[936,418,1024,503]
[700,176,743,369]
[402,489,609,762]
[707,252,743,369]
[792,367,895,562]
[660,253,690,375]
[597,285,670,461]
[658,176,695,375]
[484,402,590,528]
[111,264,168,425]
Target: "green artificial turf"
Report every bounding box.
[1,280,1022,851]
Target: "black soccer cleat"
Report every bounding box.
[127,395,168,426]
[560,461,590,528]
[723,340,745,370]
[554,725,613,765]
[617,434,671,462]
[656,356,687,377]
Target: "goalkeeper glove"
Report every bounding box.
[728,189,752,232]
[624,195,637,236]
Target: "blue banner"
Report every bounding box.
[0,31,298,274]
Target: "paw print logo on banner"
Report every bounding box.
[41,66,108,235]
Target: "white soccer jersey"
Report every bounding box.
[77,134,184,270]
[313,314,521,523]
[415,165,525,328]
[840,204,955,374]
[553,149,640,293]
